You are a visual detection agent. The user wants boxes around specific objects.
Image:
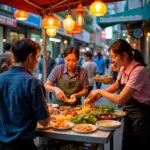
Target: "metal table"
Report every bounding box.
[36,128,114,150]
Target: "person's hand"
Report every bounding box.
[63,94,76,104]
[54,87,65,101]
[86,89,102,103]
[69,94,77,104]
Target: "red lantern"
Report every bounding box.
[14,10,29,20]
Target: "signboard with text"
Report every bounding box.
[0,15,17,27]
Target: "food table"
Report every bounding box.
[36,104,125,150]
[36,127,114,150]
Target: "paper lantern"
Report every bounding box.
[63,12,75,32]
[42,14,60,29]
[90,0,107,16]
[14,10,29,20]
[46,28,57,37]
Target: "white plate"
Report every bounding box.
[51,121,74,130]
[113,110,126,117]
[47,103,59,108]
[36,123,51,130]
[72,124,97,133]
[96,120,121,131]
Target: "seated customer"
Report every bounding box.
[0,39,50,150]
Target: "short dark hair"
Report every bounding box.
[63,46,79,59]
[84,51,92,59]
[4,43,11,52]
[97,52,102,58]
[12,38,41,63]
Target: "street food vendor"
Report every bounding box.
[45,46,89,105]
[85,39,150,150]
[0,39,50,150]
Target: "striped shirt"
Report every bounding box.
[47,64,89,88]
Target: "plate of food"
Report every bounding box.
[113,110,126,117]
[37,123,51,130]
[47,103,59,108]
[72,124,97,133]
[96,120,121,131]
[99,114,120,120]
[51,121,74,130]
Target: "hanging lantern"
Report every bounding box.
[90,0,107,16]
[76,14,84,27]
[14,10,29,20]
[63,12,75,32]
[74,4,87,27]
[42,14,60,29]
[46,28,57,37]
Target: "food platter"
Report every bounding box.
[37,123,51,130]
[72,124,97,133]
[96,120,121,131]
[51,121,74,130]
[47,103,59,108]
[113,110,126,117]
[99,114,120,120]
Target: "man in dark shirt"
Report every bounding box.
[0,39,50,150]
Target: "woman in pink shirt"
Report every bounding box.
[85,39,150,150]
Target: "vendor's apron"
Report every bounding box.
[119,64,150,150]
[52,65,82,106]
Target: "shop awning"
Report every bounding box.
[0,0,122,15]
[97,3,150,28]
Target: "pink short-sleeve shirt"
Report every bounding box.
[117,60,150,104]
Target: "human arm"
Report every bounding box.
[97,86,135,105]
[84,80,119,104]
[30,80,50,127]
[45,80,65,100]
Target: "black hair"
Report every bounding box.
[63,46,79,59]
[4,43,11,52]
[12,38,41,63]
[84,51,92,59]
[47,51,51,54]
[109,39,146,66]
[97,52,102,58]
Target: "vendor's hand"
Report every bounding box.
[87,89,102,103]
[54,87,65,101]
[69,94,76,104]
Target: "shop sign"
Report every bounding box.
[74,29,90,43]
[100,15,142,23]
[134,28,143,38]
[0,15,17,27]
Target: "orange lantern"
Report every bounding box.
[42,14,60,29]
[46,28,57,37]
[63,12,75,32]
[14,10,29,20]
[90,0,107,16]
[74,4,87,27]
[67,24,82,34]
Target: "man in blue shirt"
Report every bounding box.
[94,52,105,89]
[0,39,50,150]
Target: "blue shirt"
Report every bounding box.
[94,57,105,74]
[0,66,49,143]
[48,64,89,88]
